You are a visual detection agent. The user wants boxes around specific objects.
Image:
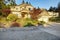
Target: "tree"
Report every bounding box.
[10,0,17,6]
[30,8,42,20]
[26,2,28,4]
[22,0,25,4]
[57,2,60,17]
[48,6,57,12]
[58,2,60,9]
[4,0,17,6]
[49,6,53,11]
[0,0,5,16]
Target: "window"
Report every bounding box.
[29,8,32,10]
[29,8,31,10]
[0,5,2,9]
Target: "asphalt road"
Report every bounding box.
[0,22,60,40]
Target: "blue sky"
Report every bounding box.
[15,0,60,9]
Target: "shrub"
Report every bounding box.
[0,17,7,23]
[16,18,28,27]
[24,23,34,27]
[10,22,20,27]
[31,20,39,26]
[49,17,60,22]
[7,14,18,21]
[39,21,46,25]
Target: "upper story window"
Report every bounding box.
[29,8,31,10]
[22,7,25,9]
[29,8,32,10]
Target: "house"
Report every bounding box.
[10,0,58,23]
[10,0,34,18]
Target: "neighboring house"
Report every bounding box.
[38,9,50,23]
[48,12,59,17]
[37,9,59,23]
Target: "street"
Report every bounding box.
[0,22,60,40]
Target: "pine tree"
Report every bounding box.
[8,0,17,6]
[26,2,28,4]
[0,0,6,16]
[0,0,10,16]
[22,0,25,4]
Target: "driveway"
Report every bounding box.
[38,22,60,37]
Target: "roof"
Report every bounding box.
[39,10,50,16]
[10,3,33,8]
[19,3,33,7]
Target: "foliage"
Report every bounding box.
[30,20,38,26]
[24,18,38,26]
[7,0,17,6]
[16,18,39,27]
[16,18,28,27]
[10,22,20,27]
[0,17,7,23]
[48,6,56,12]
[39,21,46,25]
[58,2,60,9]
[7,14,18,21]
[48,2,60,17]
[0,0,11,17]
[24,23,34,27]
[30,8,42,20]
[49,17,60,22]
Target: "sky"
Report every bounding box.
[15,0,60,10]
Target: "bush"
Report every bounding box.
[10,22,20,27]
[24,18,39,26]
[16,18,39,27]
[24,23,34,27]
[0,17,7,23]
[39,21,46,25]
[16,18,28,27]
[7,14,18,21]
[31,20,38,26]
[49,17,60,22]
